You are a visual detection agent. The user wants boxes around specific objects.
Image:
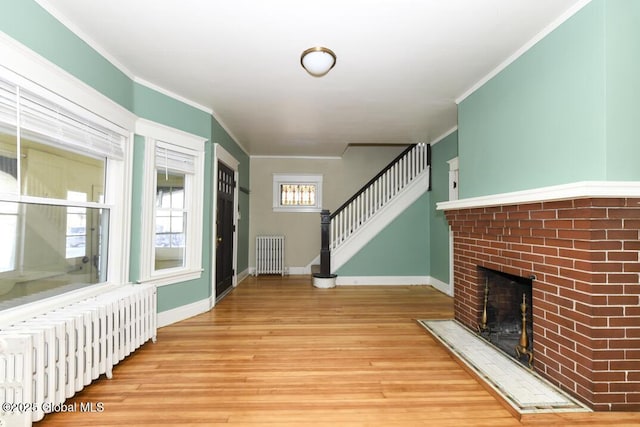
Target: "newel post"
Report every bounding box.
[319,209,331,276]
[313,209,337,288]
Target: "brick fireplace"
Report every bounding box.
[442,193,640,411]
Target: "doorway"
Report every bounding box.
[215,159,236,302]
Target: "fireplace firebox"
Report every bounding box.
[477,267,533,368]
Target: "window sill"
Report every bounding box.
[142,268,203,287]
[273,206,322,213]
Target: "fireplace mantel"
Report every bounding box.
[437,181,640,211]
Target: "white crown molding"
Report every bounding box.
[430,126,458,146]
[437,181,640,211]
[34,0,136,80]
[0,32,136,131]
[209,110,250,157]
[455,0,593,104]
[134,76,250,157]
[133,76,213,115]
[251,155,342,160]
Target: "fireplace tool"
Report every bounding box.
[515,292,534,368]
[477,277,490,336]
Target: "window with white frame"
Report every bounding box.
[138,120,205,286]
[0,73,128,310]
[273,173,323,212]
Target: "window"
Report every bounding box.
[0,159,18,273]
[155,171,185,269]
[138,119,205,286]
[272,173,323,212]
[66,191,88,259]
[0,73,128,310]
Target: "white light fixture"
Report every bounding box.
[300,47,336,77]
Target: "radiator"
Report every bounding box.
[0,284,156,426]
[255,235,285,276]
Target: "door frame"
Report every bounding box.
[447,157,459,298]
[212,144,239,308]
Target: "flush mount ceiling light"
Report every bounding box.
[300,46,336,77]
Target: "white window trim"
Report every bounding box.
[0,65,133,316]
[137,118,206,287]
[272,173,323,212]
[0,33,136,132]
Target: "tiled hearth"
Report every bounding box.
[439,186,640,411]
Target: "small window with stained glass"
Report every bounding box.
[273,174,322,212]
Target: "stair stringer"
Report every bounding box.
[331,171,429,273]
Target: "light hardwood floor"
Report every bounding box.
[38,276,640,426]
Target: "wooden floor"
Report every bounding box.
[39,276,640,426]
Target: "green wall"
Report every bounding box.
[132,83,212,138]
[458,0,606,198]
[604,0,640,180]
[0,0,250,314]
[0,0,133,110]
[335,193,429,276]
[458,0,640,199]
[429,132,458,285]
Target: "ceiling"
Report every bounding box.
[37,0,586,157]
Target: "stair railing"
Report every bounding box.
[315,143,430,276]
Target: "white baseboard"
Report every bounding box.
[288,266,310,275]
[428,276,453,296]
[248,266,311,276]
[237,268,250,283]
[157,297,212,328]
[305,255,320,271]
[336,276,430,286]
[334,275,452,295]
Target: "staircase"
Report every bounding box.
[314,143,431,286]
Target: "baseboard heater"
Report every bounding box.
[255,235,285,276]
[0,284,157,426]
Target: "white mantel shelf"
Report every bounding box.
[437,181,640,211]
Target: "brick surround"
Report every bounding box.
[444,197,640,411]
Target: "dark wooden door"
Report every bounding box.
[216,162,235,299]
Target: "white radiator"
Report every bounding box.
[0,284,156,426]
[255,235,285,276]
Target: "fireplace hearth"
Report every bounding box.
[478,267,533,368]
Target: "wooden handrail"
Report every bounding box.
[330,144,417,220]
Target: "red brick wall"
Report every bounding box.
[445,198,640,411]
